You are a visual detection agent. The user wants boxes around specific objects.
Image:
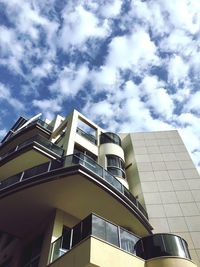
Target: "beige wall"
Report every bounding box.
[145,257,197,267]
[125,130,200,266]
[48,236,197,267]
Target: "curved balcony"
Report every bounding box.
[50,213,140,263]
[0,153,148,220]
[0,135,64,163]
[0,119,53,157]
[135,233,191,260]
[100,132,122,147]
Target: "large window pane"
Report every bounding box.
[72,223,82,247]
[62,227,71,250]
[120,229,138,254]
[82,215,92,240]
[105,222,119,247]
[92,215,106,240]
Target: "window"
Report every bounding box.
[74,145,97,162]
[62,226,71,250]
[100,132,121,146]
[92,215,119,247]
[106,155,126,179]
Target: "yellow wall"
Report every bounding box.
[48,236,197,267]
[145,257,197,267]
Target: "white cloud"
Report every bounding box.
[184,91,200,114]
[99,0,122,18]
[0,0,200,173]
[50,64,89,98]
[32,98,61,119]
[167,55,190,85]
[161,0,200,34]
[0,83,25,110]
[140,76,174,120]
[106,27,158,71]
[32,61,53,78]
[59,5,110,50]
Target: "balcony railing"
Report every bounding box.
[135,233,191,260]
[1,119,53,145]
[50,214,191,264]
[50,214,140,263]
[14,118,53,136]
[76,127,97,145]
[0,135,64,161]
[0,153,148,219]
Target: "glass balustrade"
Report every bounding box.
[0,135,64,160]
[50,214,139,263]
[50,214,191,263]
[76,127,97,145]
[135,233,191,260]
[0,153,148,219]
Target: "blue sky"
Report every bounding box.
[0,0,200,170]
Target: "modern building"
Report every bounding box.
[0,109,199,267]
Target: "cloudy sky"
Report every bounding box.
[0,0,200,170]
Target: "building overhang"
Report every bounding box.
[0,165,152,238]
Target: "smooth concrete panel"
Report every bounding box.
[161,192,178,204]
[90,237,145,267]
[163,203,183,217]
[168,217,188,232]
[145,257,197,267]
[150,218,170,233]
[176,191,194,203]
[180,203,199,216]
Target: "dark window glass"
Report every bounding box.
[82,215,92,240]
[100,132,121,146]
[50,159,63,170]
[135,234,191,260]
[72,223,82,247]
[107,167,126,179]
[22,162,49,180]
[135,240,145,259]
[62,227,71,250]
[164,235,185,257]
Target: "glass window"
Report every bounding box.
[72,222,82,247]
[62,226,71,250]
[92,215,119,247]
[92,215,106,240]
[82,215,92,240]
[120,229,138,254]
[100,132,121,146]
[105,222,119,247]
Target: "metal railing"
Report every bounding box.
[76,127,97,145]
[0,153,148,219]
[1,119,53,144]
[50,214,139,263]
[0,135,64,161]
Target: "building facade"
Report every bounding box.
[0,109,199,267]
